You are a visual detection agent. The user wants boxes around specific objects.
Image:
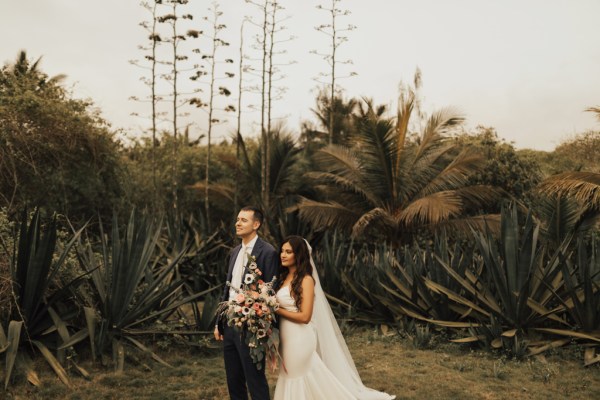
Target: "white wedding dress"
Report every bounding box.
[273,285,356,400]
[273,241,395,400]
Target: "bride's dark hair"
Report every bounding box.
[279,235,313,309]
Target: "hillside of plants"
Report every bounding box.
[1,28,600,394]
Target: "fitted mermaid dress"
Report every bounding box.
[273,285,357,400]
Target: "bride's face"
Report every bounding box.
[280,242,296,268]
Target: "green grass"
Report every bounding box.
[3,329,600,400]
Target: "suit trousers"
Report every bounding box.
[223,324,270,400]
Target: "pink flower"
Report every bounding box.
[235,293,245,304]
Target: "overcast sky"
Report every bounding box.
[2,0,599,151]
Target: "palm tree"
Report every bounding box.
[189,125,308,241]
[6,50,66,89]
[294,91,505,245]
[301,92,359,148]
[238,125,309,242]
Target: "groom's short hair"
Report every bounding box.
[240,205,264,228]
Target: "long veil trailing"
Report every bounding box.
[304,240,395,400]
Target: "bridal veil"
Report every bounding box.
[304,240,395,400]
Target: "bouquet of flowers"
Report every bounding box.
[218,254,280,370]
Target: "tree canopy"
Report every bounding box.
[0,51,123,221]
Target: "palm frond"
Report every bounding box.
[314,145,361,177]
[187,182,235,205]
[351,207,394,238]
[395,88,415,176]
[398,191,463,226]
[417,149,485,197]
[295,198,358,231]
[269,133,302,195]
[538,172,600,207]
[354,111,396,197]
[312,145,382,206]
[578,212,600,232]
[432,214,502,236]
[415,107,464,160]
[399,142,455,200]
[305,171,378,206]
[453,185,509,211]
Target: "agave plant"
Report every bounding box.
[358,233,489,328]
[295,93,505,246]
[553,236,600,365]
[72,211,216,371]
[546,236,600,339]
[567,236,600,331]
[453,204,568,327]
[0,209,83,388]
[312,231,352,301]
[158,212,228,331]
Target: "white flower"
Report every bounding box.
[244,273,254,285]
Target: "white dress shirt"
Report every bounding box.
[228,235,258,301]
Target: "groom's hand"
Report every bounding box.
[214,326,223,341]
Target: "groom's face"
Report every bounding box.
[236,210,260,239]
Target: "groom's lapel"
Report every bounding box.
[251,237,265,261]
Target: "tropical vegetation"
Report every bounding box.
[1,45,600,394]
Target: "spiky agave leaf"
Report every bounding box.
[0,322,7,352]
[30,340,72,388]
[4,321,22,389]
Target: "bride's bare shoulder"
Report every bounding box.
[301,274,315,287]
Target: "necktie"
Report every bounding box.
[240,246,248,280]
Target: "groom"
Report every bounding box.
[214,205,279,400]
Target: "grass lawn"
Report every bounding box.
[3,328,599,400]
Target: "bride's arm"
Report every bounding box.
[276,276,315,324]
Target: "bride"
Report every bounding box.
[274,235,395,400]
